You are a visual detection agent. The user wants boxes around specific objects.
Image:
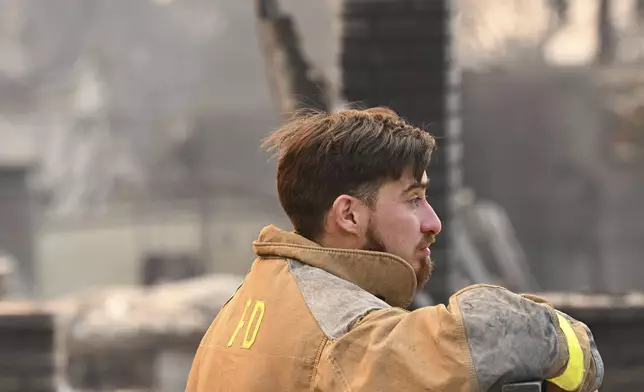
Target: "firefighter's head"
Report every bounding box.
[263,107,441,290]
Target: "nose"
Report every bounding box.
[421,202,442,236]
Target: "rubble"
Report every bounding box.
[51,274,242,355]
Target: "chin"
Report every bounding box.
[415,259,432,289]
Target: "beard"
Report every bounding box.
[415,253,433,291]
[363,224,433,291]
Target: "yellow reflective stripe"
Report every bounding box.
[548,313,584,391]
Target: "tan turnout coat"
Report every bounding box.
[185,225,603,392]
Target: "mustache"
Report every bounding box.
[420,235,436,248]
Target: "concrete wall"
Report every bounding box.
[36,197,290,299]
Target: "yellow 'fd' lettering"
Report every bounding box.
[227,299,266,349]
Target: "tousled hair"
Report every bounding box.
[262,107,436,241]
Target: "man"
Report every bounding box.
[185,107,603,391]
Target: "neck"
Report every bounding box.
[318,232,363,251]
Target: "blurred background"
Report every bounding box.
[0,0,643,391]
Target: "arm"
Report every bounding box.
[323,284,602,392]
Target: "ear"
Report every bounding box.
[329,194,368,235]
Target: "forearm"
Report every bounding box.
[452,284,603,392]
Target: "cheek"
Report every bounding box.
[375,207,420,249]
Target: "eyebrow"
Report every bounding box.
[402,180,429,194]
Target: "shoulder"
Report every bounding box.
[287,259,390,340]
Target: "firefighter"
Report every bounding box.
[185,107,602,392]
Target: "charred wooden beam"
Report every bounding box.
[254,0,330,119]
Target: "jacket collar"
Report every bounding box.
[252,225,417,308]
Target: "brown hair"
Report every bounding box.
[263,107,436,241]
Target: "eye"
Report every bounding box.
[409,196,423,208]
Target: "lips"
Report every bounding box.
[418,236,436,252]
